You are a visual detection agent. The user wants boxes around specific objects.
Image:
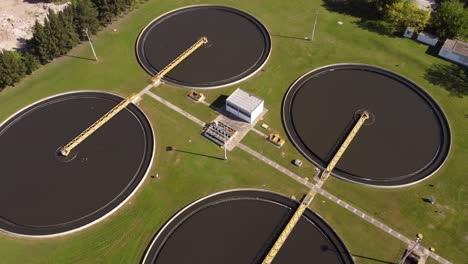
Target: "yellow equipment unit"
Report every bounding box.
[268,133,285,147]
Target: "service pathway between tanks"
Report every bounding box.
[142,88,451,264]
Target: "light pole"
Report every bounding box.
[398,234,423,264]
[223,127,227,160]
[310,9,319,41]
[84,28,98,61]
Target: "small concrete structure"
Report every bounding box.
[416,31,438,46]
[207,106,268,151]
[293,159,303,167]
[202,121,237,146]
[403,27,415,39]
[226,88,264,123]
[438,39,468,67]
[187,91,205,102]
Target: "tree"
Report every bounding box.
[0,0,142,93]
[92,0,113,24]
[28,21,52,64]
[43,18,60,59]
[22,53,40,75]
[58,6,79,52]
[465,12,468,40]
[45,10,63,57]
[0,50,26,89]
[28,8,78,63]
[372,0,400,18]
[430,0,467,39]
[385,1,431,32]
[110,0,124,16]
[74,0,100,39]
[323,0,400,20]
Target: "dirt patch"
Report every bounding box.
[0,0,69,51]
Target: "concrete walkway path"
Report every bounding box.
[145,91,206,127]
[251,127,267,138]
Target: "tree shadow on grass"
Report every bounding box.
[321,0,399,37]
[354,19,398,38]
[321,0,379,20]
[425,64,468,97]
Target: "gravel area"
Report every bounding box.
[0,0,69,51]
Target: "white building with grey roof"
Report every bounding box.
[226,88,264,124]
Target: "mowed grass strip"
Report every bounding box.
[312,194,407,264]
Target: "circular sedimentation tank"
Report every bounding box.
[282,64,451,187]
[136,5,271,88]
[0,91,154,236]
[142,189,353,264]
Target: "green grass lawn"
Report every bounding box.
[240,132,319,182]
[0,0,466,263]
[312,195,407,264]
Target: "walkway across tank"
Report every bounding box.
[136,5,271,88]
[142,189,353,264]
[282,64,451,187]
[0,91,154,237]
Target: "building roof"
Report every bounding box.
[418,31,438,40]
[442,39,468,57]
[226,88,263,113]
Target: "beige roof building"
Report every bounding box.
[438,39,468,67]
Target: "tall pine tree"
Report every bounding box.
[59,6,79,52]
[92,0,113,24]
[74,0,100,39]
[28,21,50,64]
[21,53,40,75]
[109,0,125,16]
[0,50,26,88]
[1,0,142,92]
[45,10,62,57]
